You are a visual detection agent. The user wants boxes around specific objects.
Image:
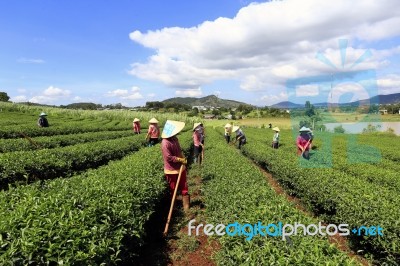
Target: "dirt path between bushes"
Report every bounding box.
[248,157,371,266]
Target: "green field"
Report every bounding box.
[0,102,399,265]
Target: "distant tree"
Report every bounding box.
[212,109,221,116]
[146,101,164,109]
[334,125,345,133]
[305,101,316,117]
[0,92,10,102]
[299,120,312,128]
[65,102,100,110]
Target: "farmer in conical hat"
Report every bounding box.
[161,120,190,212]
[192,122,204,164]
[272,127,280,149]
[132,118,141,134]
[232,126,247,149]
[297,127,311,159]
[224,123,232,144]
[37,112,49,127]
[146,118,160,146]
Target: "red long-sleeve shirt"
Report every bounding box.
[148,124,159,138]
[133,122,140,133]
[193,130,201,147]
[296,135,311,150]
[161,136,185,174]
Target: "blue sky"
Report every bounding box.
[1,0,400,107]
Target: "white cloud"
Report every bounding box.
[43,86,71,97]
[260,92,288,105]
[296,85,319,97]
[377,74,400,94]
[175,88,202,97]
[147,93,156,98]
[329,83,370,104]
[11,95,28,102]
[73,96,83,102]
[129,0,400,101]
[17,58,45,64]
[106,89,129,97]
[123,92,143,100]
[106,87,143,100]
[28,86,72,104]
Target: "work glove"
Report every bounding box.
[176,157,187,165]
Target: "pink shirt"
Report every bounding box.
[148,124,159,138]
[296,135,310,150]
[133,122,140,132]
[161,136,184,174]
[193,130,201,147]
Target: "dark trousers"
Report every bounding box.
[225,135,230,143]
[238,138,246,149]
[193,145,203,163]
[148,138,159,147]
[272,142,279,149]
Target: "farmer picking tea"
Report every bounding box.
[297,126,312,159]
[146,117,160,146]
[233,126,247,149]
[161,120,190,212]
[224,123,232,143]
[272,127,280,149]
[132,118,141,134]
[37,112,49,127]
[192,122,204,164]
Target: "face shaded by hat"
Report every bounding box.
[149,118,158,124]
[193,122,202,131]
[161,120,185,139]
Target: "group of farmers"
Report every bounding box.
[36,112,313,215]
[131,117,315,214]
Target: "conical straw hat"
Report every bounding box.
[224,123,232,128]
[193,122,202,131]
[149,118,158,123]
[299,126,310,132]
[232,126,240,132]
[161,120,185,138]
[133,118,140,122]
[272,127,280,132]
[39,112,47,116]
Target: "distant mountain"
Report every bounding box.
[271,93,400,109]
[270,101,303,109]
[368,93,400,105]
[162,95,251,108]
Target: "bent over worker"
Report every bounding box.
[297,127,311,159]
[37,112,49,127]
[233,126,247,149]
[132,118,141,134]
[161,120,190,212]
[224,123,232,143]
[146,117,160,146]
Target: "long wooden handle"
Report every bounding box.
[20,132,41,149]
[163,164,185,236]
